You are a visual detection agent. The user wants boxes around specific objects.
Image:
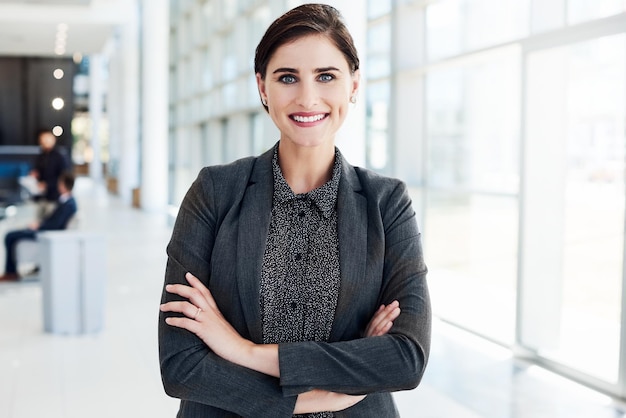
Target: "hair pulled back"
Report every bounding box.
[254,4,360,98]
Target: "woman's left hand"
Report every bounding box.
[364,300,400,337]
[160,272,253,364]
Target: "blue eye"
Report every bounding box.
[319,73,334,82]
[279,74,297,84]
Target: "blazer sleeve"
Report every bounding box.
[158,167,297,417]
[278,180,431,397]
[38,198,77,231]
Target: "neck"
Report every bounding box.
[277,141,335,194]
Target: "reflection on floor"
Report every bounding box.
[0,177,624,418]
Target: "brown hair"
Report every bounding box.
[59,171,75,192]
[254,4,360,111]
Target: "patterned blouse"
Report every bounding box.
[260,145,342,418]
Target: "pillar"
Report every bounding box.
[140,0,169,212]
[88,53,104,182]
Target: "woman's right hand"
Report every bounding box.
[364,300,400,337]
[294,390,366,414]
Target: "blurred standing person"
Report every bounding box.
[31,129,70,220]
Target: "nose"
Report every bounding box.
[295,80,318,109]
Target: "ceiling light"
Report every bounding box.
[52,98,65,110]
[53,69,65,79]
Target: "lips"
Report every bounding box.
[290,113,328,123]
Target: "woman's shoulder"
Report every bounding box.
[345,161,407,198]
[187,156,259,214]
[199,155,257,182]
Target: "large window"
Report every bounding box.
[368,0,626,398]
[424,46,521,343]
[522,33,625,383]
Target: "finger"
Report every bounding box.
[385,305,401,322]
[164,315,203,333]
[184,272,208,296]
[160,300,202,319]
[185,272,218,310]
[365,305,388,336]
[364,305,385,336]
[366,304,401,337]
[165,281,209,312]
[373,320,393,337]
[379,307,401,328]
[366,302,399,335]
[369,315,397,337]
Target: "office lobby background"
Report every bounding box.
[0,0,625,415]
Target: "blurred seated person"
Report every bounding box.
[30,129,70,220]
[0,172,77,282]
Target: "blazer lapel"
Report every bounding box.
[330,157,367,341]
[236,149,274,343]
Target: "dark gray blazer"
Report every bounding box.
[159,146,431,417]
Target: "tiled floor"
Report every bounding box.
[0,177,624,418]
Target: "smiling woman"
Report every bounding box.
[256,34,358,163]
[158,4,431,418]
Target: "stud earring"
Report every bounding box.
[262,98,268,106]
[350,95,357,104]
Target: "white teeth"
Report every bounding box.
[292,114,325,123]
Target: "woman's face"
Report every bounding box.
[256,34,359,150]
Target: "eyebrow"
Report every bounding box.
[272,66,342,74]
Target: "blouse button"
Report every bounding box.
[295,253,302,261]
[298,211,305,218]
[290,302,297,310]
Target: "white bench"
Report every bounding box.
[15,213,80,276]
[38,230,106,334]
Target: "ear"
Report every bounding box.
[350,69,361,101]
[256,73,267,103]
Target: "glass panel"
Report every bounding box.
[367,0,392,20]
[250,112,268,156]
[366,81,390,171]
[221,0,237,20]
[250,6,271,68]
[427,0,529,61]
[426,47,521,194]
[200,122,210,166]
[426,0,463,61]
[568,0,626,24]
[424,46,521,344]
[201,47,213,89]
[367,22,391,79]
[222,31,236,82]
[531,0,565,34]
[202,2,217,37]
[424,192,519,344]
[464,0,529,51]
[524,34,625,383]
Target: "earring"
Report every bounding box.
[262,98,268,106]
[350,95,357,104]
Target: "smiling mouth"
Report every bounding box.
[290,114,328,123]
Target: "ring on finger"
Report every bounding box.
[193,306,202,320]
